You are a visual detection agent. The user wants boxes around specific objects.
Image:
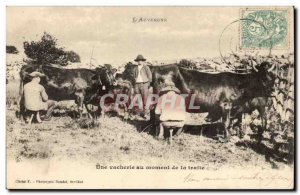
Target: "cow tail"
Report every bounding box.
[19,78,24,97]
[127,80,133,98]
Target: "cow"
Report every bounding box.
[123,61,275,140]
[110,65,136,117]
[18,64,116,119]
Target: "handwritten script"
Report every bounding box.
[183,172,292,187]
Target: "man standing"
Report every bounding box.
[24,71,56,122]
[132,55,152,117]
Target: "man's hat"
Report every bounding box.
[134,55,146,62]
[29,71,45,78]
[160,83,180,94]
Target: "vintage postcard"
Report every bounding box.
[6,6,295,189]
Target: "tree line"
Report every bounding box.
[7,32,81,66]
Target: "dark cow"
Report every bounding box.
[111,67,136,115]
[135,62,275,139]
[19,64,116,119]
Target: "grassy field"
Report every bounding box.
[6,79,293,171]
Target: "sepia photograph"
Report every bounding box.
[6,6,295,189]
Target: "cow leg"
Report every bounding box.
[223,116,230,139]
[205,105,222,122]
[120,107,128,121]
[96,105,102,119]
[258,107,266,144]
[122,103,129,121]
[222,107,231,140]
[76,94,84,118]
[84,104,93,119]
[91,105,97,119]
[241,113,247,137]
[149,108,157,136]
[76,95,81,117]
[235,114,243,138]
[72,110,76,119]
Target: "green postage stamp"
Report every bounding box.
[240,8,290,49]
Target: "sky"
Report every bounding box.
[6,7,294,66]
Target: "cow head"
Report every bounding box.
[95,66,117,88]
[252,61,276,94]
[122,63,135,84]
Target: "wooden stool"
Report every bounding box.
[160,121,184,145]
[168,129,174,145]
[27,110,41,124]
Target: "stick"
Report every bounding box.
[140,124,152,133]
[89,45,95,69]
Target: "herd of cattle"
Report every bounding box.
[14,54,294,142]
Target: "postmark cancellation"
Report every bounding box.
[240,7,291,50]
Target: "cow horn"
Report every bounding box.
[267,63,276,72]
[251,60,258,72]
